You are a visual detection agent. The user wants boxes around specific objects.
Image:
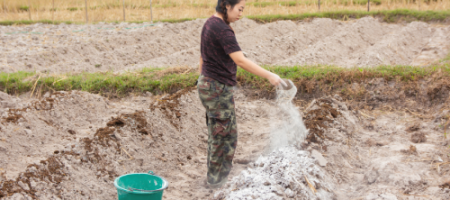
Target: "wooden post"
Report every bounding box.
[85,0,88,23]
[318,0,321,11]
[122,0,126,21]
[150,0,153,23]
[28,0,31,20]
[368,0,370,11]
[52,0,55,22]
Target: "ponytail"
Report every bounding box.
[220,0,230,25]
[215,0,241,25]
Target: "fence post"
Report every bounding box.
[318,0,320,11]
[367,0,370,11]
[52,0,55,22]
[123,0,126,21]
[150,0,153,23]
[85,0,88,23]
[28,0,31,20]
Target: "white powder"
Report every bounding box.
[270,80,308,149]
[213,82,335,200]
[213,147,335,200]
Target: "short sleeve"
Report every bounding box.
[218,29,241,55]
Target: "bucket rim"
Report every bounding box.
[114,172,169,194]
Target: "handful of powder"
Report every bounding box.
[276,79,297,104]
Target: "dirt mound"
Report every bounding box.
[0,88,279,199]
[303,96,357,145]
[303,96,450,199]
[1,17,449,74]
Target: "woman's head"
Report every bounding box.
[216,0,245,25]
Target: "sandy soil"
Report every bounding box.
[1,18,450,200]
[0,88,281,199]
[1,17,450,73]
[214,96,450,200]
[1,80,450,199]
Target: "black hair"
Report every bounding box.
[215,0,241,25]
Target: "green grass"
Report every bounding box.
[0,20,75,26]
[1,65,450,97]
[237,65,450,90]
[249,1,297,7]
[0,68,199,96]
[247,9,450,23]
[18,6,29,12]
[67,7,79,12]
[441,52,450,64]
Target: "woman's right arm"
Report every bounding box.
[229,51,284,86]
[199,56,203,74]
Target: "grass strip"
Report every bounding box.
[1,65,449,97]
[237,65,450,91]
[0,20,77,26]
[1,9,449,26]
[0,67,199,97]
[247,9,450,23]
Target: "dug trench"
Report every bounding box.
[0,76,450,200]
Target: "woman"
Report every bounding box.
[197,0,285,188]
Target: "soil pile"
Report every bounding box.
[1,17,449,73]
[213,147,335,200]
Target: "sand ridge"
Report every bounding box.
[1,17,450,74]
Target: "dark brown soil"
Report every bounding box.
[121,111,148,134]
[2,108,27,124]
[243,73,450,114]
[2,93,68,125]
[106,111,150,135]
[406,122,421,132]
[32,97,55,111]
[106,117,126,127]
[94,127,119,148]
[0,156,67,199]
[411,132,427,143]
[150,87,194,129]
[440,181,450,189]
[304,98,341,143]
[401,145,418,155]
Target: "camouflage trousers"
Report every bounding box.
[197,75,238,185]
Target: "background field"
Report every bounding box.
[1,0,449,23]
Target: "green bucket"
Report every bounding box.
[114,171,169,200]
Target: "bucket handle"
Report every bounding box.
[126,171,157,193]
[127,187,156,193]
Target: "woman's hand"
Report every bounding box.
[267,73,286,87]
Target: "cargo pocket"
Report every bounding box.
[207,109,235,137]
[197,77,211,91]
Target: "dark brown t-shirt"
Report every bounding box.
[201,15,241,86]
